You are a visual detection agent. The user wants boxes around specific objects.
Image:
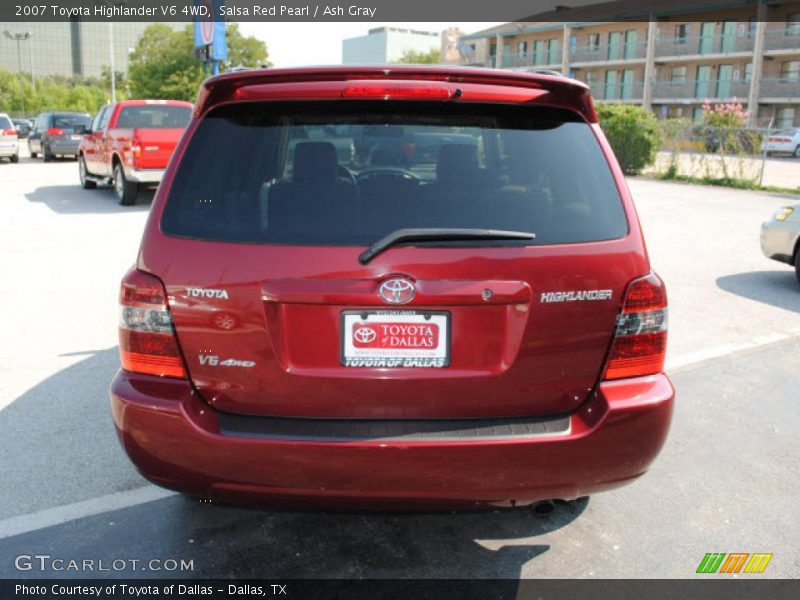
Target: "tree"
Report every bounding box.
[394,48,441,65]
[596,103,662,175]
[0,68,111,117]
[128,24,270,102]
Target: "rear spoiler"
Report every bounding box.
[194,66,597,123]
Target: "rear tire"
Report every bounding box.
[795,249,800,286]
[794,145,800,159]
[43,144,52,162]
[79,156,96,189]
[30,149,37,158]
[114,163,137,206]
[10,153,19,163]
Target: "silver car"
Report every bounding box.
[0,113,20,163]
[765,128,800,158]
[761,204,800,284]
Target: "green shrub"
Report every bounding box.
[596,104,662,175]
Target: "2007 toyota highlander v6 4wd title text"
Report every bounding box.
[110,66,674,510]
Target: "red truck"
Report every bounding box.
[78,99,193,205]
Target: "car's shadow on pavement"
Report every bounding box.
[25,185,154,214]
[716,270,799,313]
[0,348,587,579]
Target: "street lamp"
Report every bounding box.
[3,31,33,116]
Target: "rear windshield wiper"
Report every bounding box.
[359,228,536,264]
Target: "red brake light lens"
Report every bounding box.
[119,268,187,379]
[3,128,17,136]
[47,127,65,136]
[603,273,668,380]
[342,83,452,100]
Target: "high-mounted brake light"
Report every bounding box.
[342,83,453,100]
[603,273,668,380]
[119,268,187,379]
[47,128,65,136]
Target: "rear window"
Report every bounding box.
[0,116,12,130]
[162,102,627,246]
[53,114,91,129]
[116,105,191,129]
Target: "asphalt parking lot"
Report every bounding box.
[0,147,798,578]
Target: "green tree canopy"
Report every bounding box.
[394,48,441,65]
[128,23,270,102]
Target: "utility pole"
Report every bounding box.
[109,21,116,102]
[103,0,128,103]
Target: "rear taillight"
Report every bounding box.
[3,128,17,136]
[119,268,187,379]
[47,128,65,136]
[603,273,668,380]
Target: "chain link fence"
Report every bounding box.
[645,122,800,190]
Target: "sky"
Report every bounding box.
[238,22,502,68]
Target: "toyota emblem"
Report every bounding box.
[353,326,377,344]
[378,278,415,304]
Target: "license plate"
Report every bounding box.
[71,135,80,141]
[340,310,450,368]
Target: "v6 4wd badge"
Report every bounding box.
[198,355,255,368]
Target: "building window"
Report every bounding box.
[671,66,687,82]
[744,63,753,81]
[675,24,688,43]
[517,41,528,57]
[588,33,600,50]
[775,107,796,128]
[548,38,560,64]
[787,13,800,36]
[747,17,757,39]
[780,60,800,79]
[692,107,704,123]
[533,40,546,65]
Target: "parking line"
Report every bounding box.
[0,486,176,540]
[666,328,800,371]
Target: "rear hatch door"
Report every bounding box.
[147,97,646,419]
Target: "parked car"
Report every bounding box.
[28,112,91,161]
[764,128,800,158]
[0,113,20,163]
[78,99,193,205]
[111,66,674,509]
[761,204,800,284]
[11,118,32,139]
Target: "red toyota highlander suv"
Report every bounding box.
[111,66,674,509]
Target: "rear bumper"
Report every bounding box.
[0,141,18,157]
[765,143,796,154]
[48,140,80,155]
[125,167,165,183]
[110,371,674,509]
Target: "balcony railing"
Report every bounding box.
[652,79,751,100]
[570,41,647,63]
[655,33,755,57]
[763,26,800,51]
[759,78,800,99]
[588,81,645,101]
[493,51,561,69]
